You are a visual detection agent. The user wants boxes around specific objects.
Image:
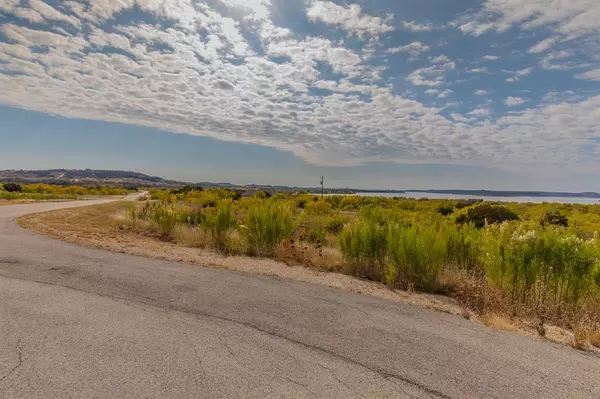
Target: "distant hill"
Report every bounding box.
[407,189,600,199]
[0,169,186,188]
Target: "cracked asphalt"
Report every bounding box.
[1,200,599,398]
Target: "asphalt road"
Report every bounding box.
[0,200,599,398]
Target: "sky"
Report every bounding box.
[1,1,600,191]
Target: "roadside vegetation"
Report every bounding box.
[116,188,600,349]
[0,183,131,201]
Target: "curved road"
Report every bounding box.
[0,200,598,398]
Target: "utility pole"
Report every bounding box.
[320,176,324,200]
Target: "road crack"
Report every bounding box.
[0,338,23,384]
[0,273,450,398]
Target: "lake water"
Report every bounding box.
[358,192,600,205]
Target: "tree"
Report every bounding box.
[2,183,23,192]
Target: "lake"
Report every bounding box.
[358,192,600,205]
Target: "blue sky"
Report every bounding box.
[1,1,600,190]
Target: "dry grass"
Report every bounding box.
[479,313,523,334]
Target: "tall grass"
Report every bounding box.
[386,224,447,291]
[338,219,387,280]
[205,202,237,252]
[481,224,600,320]
[245,203,295,257]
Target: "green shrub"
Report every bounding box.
[151,203,179,237]
[296,199,307,209]
[482,225,600,309]
[305,200,332,215]
[456,204,519,228]
[386,224,447,291]
[254,190,271,199]
[245,203,295,257]
[324,214,350,234]
[338,219,387,281]
[455,199,483,210]
[540,211,569,227]
[445,224,482,272]
[2,183,23,192]
[438,204,454,216]
[206,203,237,251]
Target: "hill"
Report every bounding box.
[0,169,186,188]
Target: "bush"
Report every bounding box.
[386,224,447,291]
[482,225,600,313]
[206,203,237,252]
[245,203,295,257]
[438,204,454,216]
[456,204,519,228]
[254,190,272,199]
[2,183,22,192]
[296,199,307,209]
[151,203,179,238]
[541,210,569,227]
[324,214,350,234]
[338,219,387,281]
[305,200,332,215]
[455,199,483,210]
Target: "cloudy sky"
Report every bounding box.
[1,0,600,190]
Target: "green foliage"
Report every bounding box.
[386,224,447,290]
[456,204,519,228]
[455,199,483,210]
[305,200,332,215]
[481,225,600,308]
[254,190,272,199]
[2,183,23,192]
[151,203,179,237]
[296,199,307,209]
[245,203,295,257]
[338,219,387,280]
[438,203,455,216]
[445,224,482,272]
[206,203,237,251]
[541,210,569,227]
[324,214,350,234]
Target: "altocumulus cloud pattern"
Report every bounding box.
[1,0,600,172]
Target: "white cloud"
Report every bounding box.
[407,60,455,87]
[432,55,451,64]
[28,0,81,28]
[0,0,600,174]
[458,1,600,52]
[400,21,433,31]
[451,113,475,123]
[504,96,526,106]
[425,88,452,98]
[528,37,560,53]
[386,41,430,57]
[306,1,393,38]
[474,89,488,96]
[505,67,534,82]
[468,108,491,118]
[482,55,499,60]
[575,68,600,81]
[467,67,488,73]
